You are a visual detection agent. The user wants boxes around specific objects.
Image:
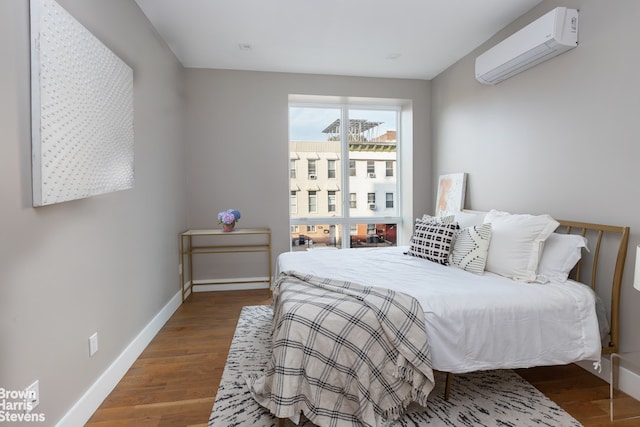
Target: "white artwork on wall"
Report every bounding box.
[30,0,134,207]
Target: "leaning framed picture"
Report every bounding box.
[435,173,467,216]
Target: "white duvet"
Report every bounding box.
[276,246,602,374]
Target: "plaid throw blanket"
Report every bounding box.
[245,271,435,427]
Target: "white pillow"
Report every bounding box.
[484,210,559,282]
[449,223,492,274]
[453,211,486,229]
[535,233,588,283]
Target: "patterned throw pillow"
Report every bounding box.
[449,223,492,274]
[419,214,456,224]
[408,221,458,265]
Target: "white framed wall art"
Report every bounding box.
[30,0,134,206]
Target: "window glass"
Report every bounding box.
[291,224,342,251]
[290,191,297,213]
[328,160,336,179]
[290,160,297,178]
[348,223,397,248]
[308,191,317,213]
[328,191,336,212]
[289,104,399,249]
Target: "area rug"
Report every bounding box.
[209,305,582,427]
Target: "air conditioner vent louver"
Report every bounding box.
[475,7,578,85]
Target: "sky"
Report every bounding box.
[289,107,397,141]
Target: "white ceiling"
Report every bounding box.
[134,0,543,80]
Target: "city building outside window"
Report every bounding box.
[386,192,394,208]
[308,190,317,213]
[349,193,357,209]
[328,191,336,212]
[289,101,402,250]
[328,160,336,179]
[308,159,317,179]
[367,160,375,176]
[290,191,297,213]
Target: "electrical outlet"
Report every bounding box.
[89,332,98,356]
[24,380,39,413]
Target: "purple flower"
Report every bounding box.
[218,209,241,225]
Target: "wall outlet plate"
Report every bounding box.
[89,332,98,356]
[24,380,39,413]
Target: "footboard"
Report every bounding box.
[556,220,630,354]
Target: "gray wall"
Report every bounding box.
[432,0,640,352]
[184,69,431,268]
[0,0,186,423]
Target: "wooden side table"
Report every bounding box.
[179,228,272,302]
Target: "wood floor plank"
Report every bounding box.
[86,289,639,427]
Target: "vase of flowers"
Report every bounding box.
[218,209,241,232]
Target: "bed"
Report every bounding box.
[247,210,630,426]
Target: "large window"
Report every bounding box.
[289,102,400,250]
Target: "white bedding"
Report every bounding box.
[276,246,602,374]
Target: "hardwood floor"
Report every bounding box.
[86,290,640,426]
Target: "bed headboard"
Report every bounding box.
[555,220,630,354]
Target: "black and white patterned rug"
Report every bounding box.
[209,305,582,427]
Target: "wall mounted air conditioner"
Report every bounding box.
[475,7,578,85]
[368,203,377,210]
[368,173,376,178]
[308,174,317,180]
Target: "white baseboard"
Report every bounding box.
[192,277,270,292]
[55,290,182,427]
[577,355,640,401]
